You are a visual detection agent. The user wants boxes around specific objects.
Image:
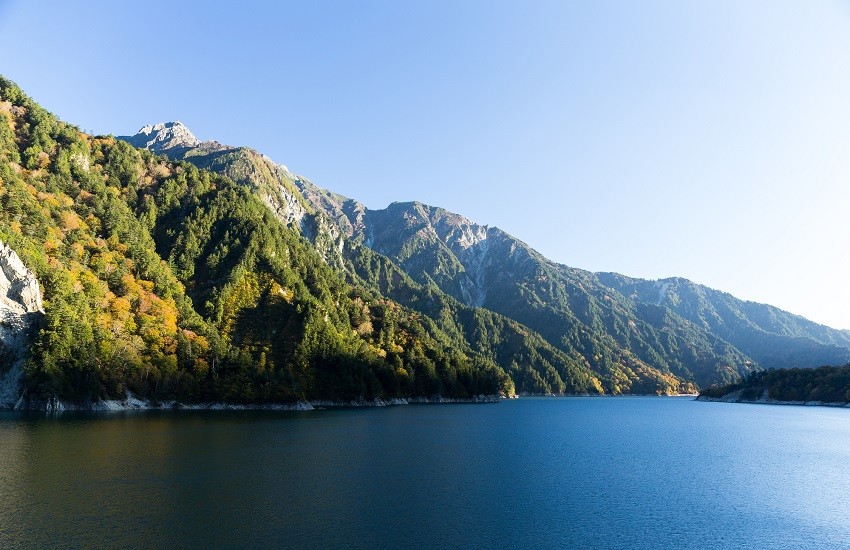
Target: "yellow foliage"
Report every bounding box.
[95,312,111,332]
[220,272,262,336]
[43,238,59,254]
[110,296,132,316]
[182,330,210,353]
[70,242,85,259]
[106,234,128,254]
[193,358,210,377]
[270,281,294,303]
[61,211,81,231]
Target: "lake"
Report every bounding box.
[0,397,848,549]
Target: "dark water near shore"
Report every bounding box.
[1,397,848,549]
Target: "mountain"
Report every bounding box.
[121,127,625,395]
[118,121,850,393]
[297,197,754,388]
[2,77,550,408]
[6,77,842,407]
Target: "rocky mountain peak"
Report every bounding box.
[121,121,200,154]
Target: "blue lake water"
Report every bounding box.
[1,397,849,549]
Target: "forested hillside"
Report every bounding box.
[0,77,524,405]
[289,178,850,386]
[700,364,850,404]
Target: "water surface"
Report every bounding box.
[0,397,847,549]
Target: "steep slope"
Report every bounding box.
[338,200,754,388]
[0,77,530,407]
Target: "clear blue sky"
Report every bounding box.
[1,1,849,329]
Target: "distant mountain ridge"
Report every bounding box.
[118,121,850,391]
[597,273,850,369]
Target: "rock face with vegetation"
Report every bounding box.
[0,240,43,407]
[121,124,700,395]
[308,198,753,390]
[119,125,610,396]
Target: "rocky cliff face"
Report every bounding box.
[0,241,43,408]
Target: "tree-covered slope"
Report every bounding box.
[0,77,527,405]
[699,364,850,404]
[118,127,616,394]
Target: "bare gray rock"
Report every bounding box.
[0,241,43,408]
[0,241,43,314]
[119,121,200,154]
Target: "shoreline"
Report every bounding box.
[5,392,703,413]
[695,389,850,408]
[9,393,503,413]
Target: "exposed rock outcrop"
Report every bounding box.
[0,241,43,408]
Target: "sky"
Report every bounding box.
[0,0,848,329]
